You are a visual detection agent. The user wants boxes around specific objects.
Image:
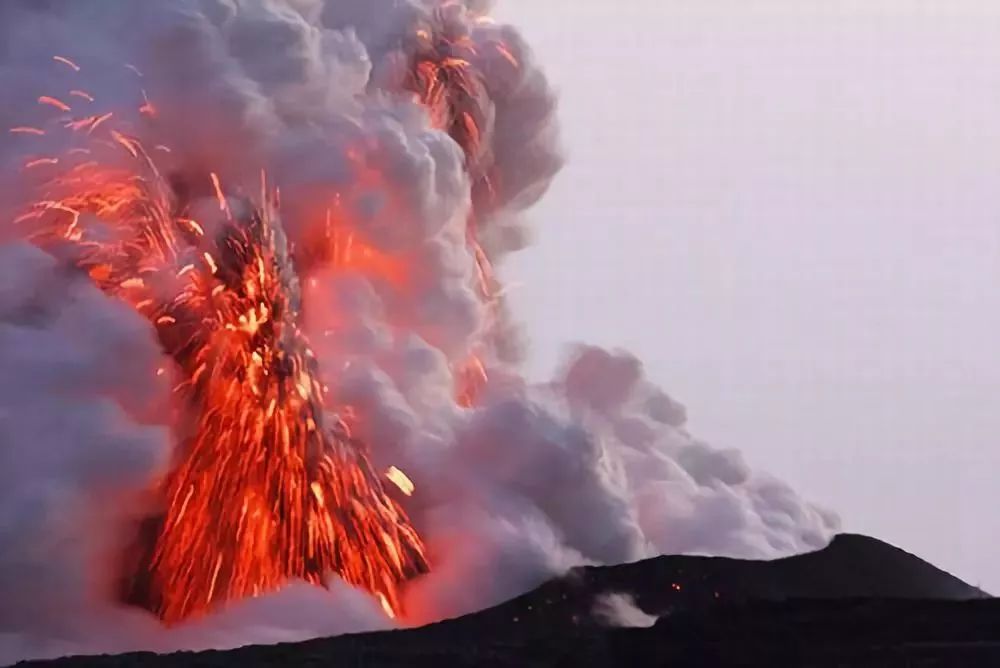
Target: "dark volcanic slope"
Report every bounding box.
[423,533,986,642]
[23,534,992,668]
[580,532,988,608]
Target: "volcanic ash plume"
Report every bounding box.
[0,1,837,664]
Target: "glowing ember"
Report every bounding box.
[53,55,81,72]
[386,467,416,497]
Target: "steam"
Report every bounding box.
[593,593,659,629]
[0,243,171,662]
[0,0,837,664]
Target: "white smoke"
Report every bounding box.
[0,0,838,664]
[0,243,173,664]
[340,343,838,624]
[592,593,658,629]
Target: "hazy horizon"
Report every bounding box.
[499,0,1000,591]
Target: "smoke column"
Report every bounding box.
[0,1,838,664]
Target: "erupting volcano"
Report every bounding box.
[0,2,840,663]
[12,6,518,623]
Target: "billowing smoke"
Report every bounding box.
[0,1,838,664]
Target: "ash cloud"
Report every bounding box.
[0,0,837,664]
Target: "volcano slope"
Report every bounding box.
[22,534,996,667]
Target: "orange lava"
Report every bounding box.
[19,109,427,623]
[140,203,426,622]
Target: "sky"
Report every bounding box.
[496,0,1000,591]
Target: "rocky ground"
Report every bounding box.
[23,535,995,667]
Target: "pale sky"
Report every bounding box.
[497,1,1000,591]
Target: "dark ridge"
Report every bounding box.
[573,532,990,607]
[413,532,987,643]
[19,534,993,667]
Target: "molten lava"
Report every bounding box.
[23,141,428,622]
[10,11,525,624]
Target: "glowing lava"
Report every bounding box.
[19,116,427,623]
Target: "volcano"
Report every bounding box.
[19,534,994,667]
[0,3,984,667]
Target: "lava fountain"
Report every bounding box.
[10,6,513,623]
[20,124,429,621]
